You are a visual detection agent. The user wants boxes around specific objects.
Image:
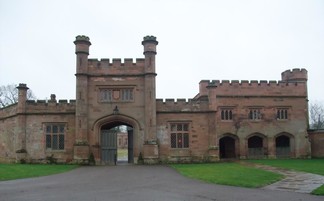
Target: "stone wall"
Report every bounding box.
[308,130,324,158]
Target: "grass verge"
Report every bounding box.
[0,164,78,181]
[248,159,324,195]
[171,162,282,188]
[312,184,324,195]
[248,159,324,175]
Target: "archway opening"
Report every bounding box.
[275,135,290,158]
[248,136,264,159]
[100,122,134,165]
[219,136,236,159]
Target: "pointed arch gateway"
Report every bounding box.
[92,114,142,165]
[219,133,239,159]
[247,133,267,159]
[275,132,295,158]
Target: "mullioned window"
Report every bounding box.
[170,123,189,148]
[45,124,65,150]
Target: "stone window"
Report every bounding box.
[249,109,262,120]
[100,89,113,102]
[99,88,133,102]
[221,109,233,120]
[45,124,65,150]
[170,123,189,148]
[121,89,133,101]
[277,109,288,120]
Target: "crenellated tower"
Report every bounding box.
[74,35,91,161]
[281,68,308,82]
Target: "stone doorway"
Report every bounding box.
[219,136,236,159]
[275,135,291,158]
[248,136,264,159]
[100,122,134,165]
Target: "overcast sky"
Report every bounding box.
[1,0,323,102]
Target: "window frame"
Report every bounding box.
[276,108,289,120]
[44,123,66,151]
[248,108,262,121]
[170,122,190,149]
[220,108,233,121]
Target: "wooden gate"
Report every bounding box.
[101,130,117,165]
[128,129,134,163]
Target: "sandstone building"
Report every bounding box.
[0,35,310,164]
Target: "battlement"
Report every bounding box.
[25,99,76,113]
[88,58,145,67]
[200,79,306,87]
[87,58,145,74]
[143,35,157,41]
[198,77,307,98]
[75,35,90,42]
[281,68,307,81]
[156,98,209,112]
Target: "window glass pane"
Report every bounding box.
[46,125,51,133]
[129,89,133,100]
[52,135,58,149]
[171,124,177,132]
[52,125,58,133]
[46,135,51,148]
[171,133,177,148]
[177,124,182,131]
[284,110,288,119]
[59,125,64,133]
[183,124,188,131]
[59,135,64,150]
[177,133,183,148]
[183,133,189,148]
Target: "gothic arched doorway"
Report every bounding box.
[275,134,291,158]
[219,136,237,159]
[247,134,266,159]
[100,121,134,165]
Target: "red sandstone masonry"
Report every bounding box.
[156,99,210,112]
[198,68,307,98]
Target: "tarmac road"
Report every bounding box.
[0,165,322,201]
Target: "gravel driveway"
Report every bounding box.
[0,165,322,201]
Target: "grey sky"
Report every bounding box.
[1,0,323,102]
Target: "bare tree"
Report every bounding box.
[309,101,324,129]
[0,84,36,108]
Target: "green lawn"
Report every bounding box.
[312,184,324,195]
[248,159,324,175]
[0,164,78,181]
[117,148,128,159]
[171,163,283,188]
[248,159,324,195]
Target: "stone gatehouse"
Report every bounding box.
[0,35,310,164]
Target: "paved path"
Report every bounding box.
[248,163,324,193]
[0,165,323,201]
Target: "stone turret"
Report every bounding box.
[281,68,308,82]
[142,36,158,73]
[142,35,159,163]
[74,35,91,162]
[16,83,28,113]
[74,35,91,74]
[16,83,29,161]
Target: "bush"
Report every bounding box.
[46,155,57,164]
